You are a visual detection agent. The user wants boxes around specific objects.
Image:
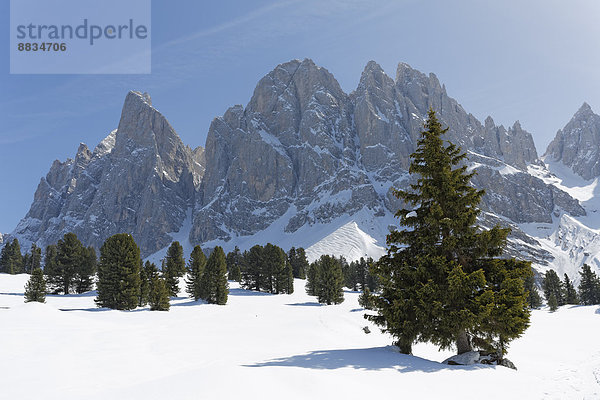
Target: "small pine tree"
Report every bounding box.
[542,269,564,306]
[24,267,47,303]
[199,246,229,305]
[0,239,24,274]
[578,264,600,305]
[163,241,186,297]
[43,244,61,294]
[56,233,85,295]
[288,247,308,279]
[308,255,344,305]
[75,246,96,294]
[28,243,42,274]
[524,270,542,309]
[186,245,207,301]
[226,246,243,282]
[95,234,141,310]
[241,245,264,292]
[548,293,558,312]
[149,276,170,311]
[358,287,375,310]
[563,274,579,305]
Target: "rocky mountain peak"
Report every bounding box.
[544,103,600,180]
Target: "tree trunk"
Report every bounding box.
[456,330,472,354]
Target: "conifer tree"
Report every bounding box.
[578,264,600,305]
[43,244,61,294]
[288,247,308,279]
[226,246,243,282]
[74,246,96,294]
[563,274,579,305]
[548,293,558,312]
[358,287,375,310]
[56,233,84,294]
[24,267,47,303]
[305,261,320,297]
[95,233,141,310]
[28,243,42,274]
[199,246,228,304]
[163,241,186,297]
[149,276,170,311]
[186,245,207,301]
[543,270,564,306]
[367,110,530,357]
[0,239,24,274]
[524,271,542,309]
[241,245,264,292]
[307,255,344,305]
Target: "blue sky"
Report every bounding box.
[1,0,600,233]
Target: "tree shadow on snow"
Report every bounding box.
[286,302,323,307]
[171,299,206,307]
[228,288,273,297]
[0,292,24,296]
[243,346,490,373]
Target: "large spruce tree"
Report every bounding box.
[95,233,141,310]
[186,245,207,301]
[367,109,530,357]
[241,245,265,292]
[149,276,171,311]
[288,247,308,279]
[43,244,61,294]
[563,274,579,305]
[74,246,97,294]
[226,246,243,282]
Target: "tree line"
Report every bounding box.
[541,264,600,311]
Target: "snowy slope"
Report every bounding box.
[146,206,394,264]
[522,159,600,281]
[1,273,599,399]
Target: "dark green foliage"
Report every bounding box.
[578,264,600,305]
[43,244,61,294]
[366,110,530,357]
[358,287,375,310]
[0,239,24,274]
[226,246,242,282]
[149,276,170,311]
[25,243,42,274]
[74,246,96,294]
[239,244,293,294]
[199,246,228,304]
[306,255,344,305]
[163,241,186,297]
[95,233,141,310]
[542,270,564,306]
[186,246,207,301]
[56,233,85,295]
[241,245,264,292]
[345,257,378,291]
[562,274,579,305]
[287,247,308,279]
[548,293,558,312]
[524,271,542,309]
[139,261,159,306]
[24,267,47,303]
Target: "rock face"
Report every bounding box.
[190,58,581,259]
[13,91,203,257]
[545,103,600,180]
[11,60,588,267]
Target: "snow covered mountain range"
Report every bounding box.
[7,59,600,280]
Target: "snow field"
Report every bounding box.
[1,273,599,399]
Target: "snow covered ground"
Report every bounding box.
[1,273,599,399]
